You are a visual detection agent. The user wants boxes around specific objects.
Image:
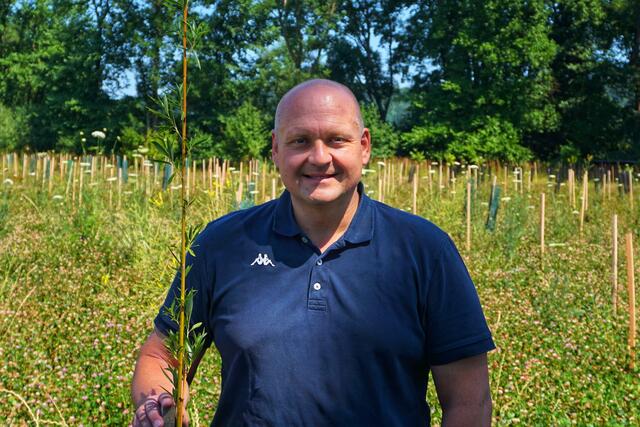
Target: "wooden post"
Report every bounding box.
[48,156,55,194]
[271,177,276,200]
[584,170,589,211]
[261,161,266,203]
[117,164,122,211]
[79,161,84,208]
[202,159,206,189]
[22,153,28,181]
[625,232,636,370]
[466,181,471,252]
[71,158,77,206]
[568,169,575,208]
[580,172,587,238]
[540,193,545,255]
[629,168,634,211]
[613,214,618,315]
[412,171,418,215]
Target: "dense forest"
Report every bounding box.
[0,0,638,162]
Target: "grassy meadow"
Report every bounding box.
[0,155,639,425]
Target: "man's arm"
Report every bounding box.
[431,353,492,427]
[131,329,201,427]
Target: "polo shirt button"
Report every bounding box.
[313,282,321,290]
[301,236,309,243]
[316,259,323,266]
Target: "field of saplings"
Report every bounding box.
[0,153,638,425]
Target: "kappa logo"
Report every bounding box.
[251,253,275,267]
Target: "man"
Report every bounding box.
[131,79,495,426]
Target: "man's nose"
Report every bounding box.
[308,140,331,165]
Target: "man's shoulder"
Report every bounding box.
[370,198,451,251]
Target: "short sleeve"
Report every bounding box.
[424,235,495,365]
[154,229,214,351]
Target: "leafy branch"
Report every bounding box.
[147,0,206,425]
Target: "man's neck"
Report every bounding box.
[291,188,360,254]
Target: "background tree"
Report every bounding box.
[400,0,556,162]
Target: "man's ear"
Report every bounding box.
[360,128,371,165]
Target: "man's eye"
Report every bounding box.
[332,137,346,143]
[293,138,306,144]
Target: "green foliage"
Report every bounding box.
[361,103,400,158]
[218,101,270,160]
[0,0,638,161]
[0,104,27,152]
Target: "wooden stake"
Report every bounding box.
[504,165,508,196]
[540,193,545,255]
[117,165,122,211]
[271,177,276,200]
[625,232,636,370]
[629,169,634,211]
[22,153,28,181]
[412,171,418,215]
[579,172,587,238]
[79,161,84,208]
[584,170,589,210]
[612,214,618,315]
[466,181,471,252]
[49,156,55,194]
[261,161,266,203]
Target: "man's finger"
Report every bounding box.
[158,392,174,414]
[133,404,153,427]
[143,396,165,427]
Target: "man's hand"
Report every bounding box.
[431,353,492,427]
[131,330,195,427]
[130,392,189,427]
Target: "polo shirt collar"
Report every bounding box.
[272,182,374,245]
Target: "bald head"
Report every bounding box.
[274,79,364,136]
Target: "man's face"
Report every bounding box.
[271,86,371,209]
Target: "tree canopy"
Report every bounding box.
[0,0,638,162]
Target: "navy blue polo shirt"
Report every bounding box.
[155,185,495,427]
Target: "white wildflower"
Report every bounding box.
[91,130,106,139]
[3,178,14,185]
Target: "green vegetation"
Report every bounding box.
[0,1,638,161]
[0,158,638,425]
